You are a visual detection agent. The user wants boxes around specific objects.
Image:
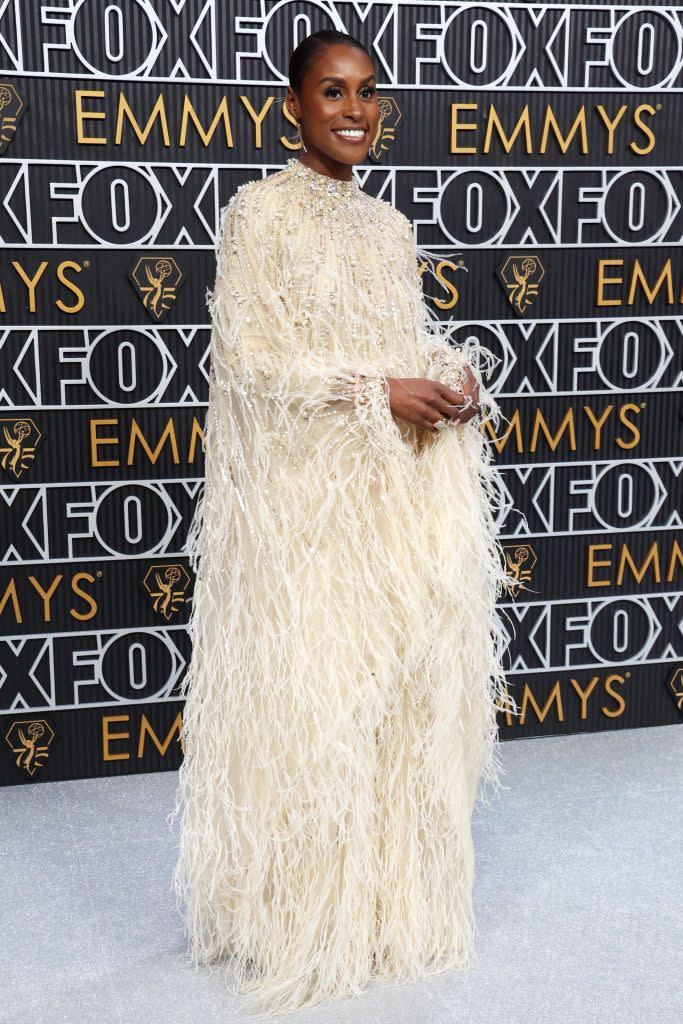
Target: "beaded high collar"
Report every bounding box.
[286,157,361,199]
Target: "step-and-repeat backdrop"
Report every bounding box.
[1,1,681,784]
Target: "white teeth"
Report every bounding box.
[334,129,365,137]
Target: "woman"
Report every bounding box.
[170,29,518,1017]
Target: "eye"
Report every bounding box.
[324,86,376,98]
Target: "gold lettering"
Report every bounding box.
[617,404,641,449]
[103,715,130,761]
[568,676,601,718]
[11,261,49,313]
[482,408,524,453]
[179,95,233,147]
[530,408,576,453]
[71,573,98,621]
[627,258,673,305]
[617,541,661,585]
[115,92,170,146]
[587,544,612,588]
[91,419,120,468]
[603,674,627,718]
[483,104,532,154]
[450,102,477,154]
[583,405,613,449]
[75,89,106,144]
[594,104,627,154]
[596,259,624,306]
[56,261,85,313]
[240,95,273,149]
[586,539,680,588]
[519,681,563,724]
[282,100,300,151]
[137,713,183,758]
[188,416,205,465]
[630,103,657,156]
[27,574,63,622]
[432,260,460,310]
[667,540,683,582]
[0,580,22,623]
[127,418,180,465]
[540,105,588,154]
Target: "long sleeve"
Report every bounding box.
[395,212,503,430]
[191,177,414,581]
[208,187,393,428]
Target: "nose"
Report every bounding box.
[342,96,363,121]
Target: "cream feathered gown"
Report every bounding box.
[169,156,518,1016]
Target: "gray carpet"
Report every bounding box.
[3,724,680,1024]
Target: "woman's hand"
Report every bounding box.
[387,371,480,432]
[454,365,481,425]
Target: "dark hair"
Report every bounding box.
[288,30,372,94]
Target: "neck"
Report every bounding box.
[295,153,354,183]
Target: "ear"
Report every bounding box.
[285,86,299,120]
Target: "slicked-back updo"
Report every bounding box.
[288,30,371,94]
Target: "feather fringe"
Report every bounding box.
[167,171,521,1017]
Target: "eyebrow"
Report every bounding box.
[317,74,376,85]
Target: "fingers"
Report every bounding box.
[434,378,481,424]
[431,394,464,420]
[435,381,463,406]
[401,377,482,431]
[425,392,480,430]
[420,404,479,432]
[416,403,446,431]
[455,395,479,424]
[420,403,458,432]
[422,417,445,432]
[426,384,466,426]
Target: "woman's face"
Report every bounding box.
[286,43,379,174]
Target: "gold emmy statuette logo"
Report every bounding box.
[368,97,402,161]
[502,543,538,598]
[143,563,191,620]
[496,255,545,316]
[5,719,55,776]
[128,257,185,321]
[0,82,27,154]
[0,417,42,479]
[666,668,683,712]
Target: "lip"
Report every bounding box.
[332,127,368,144]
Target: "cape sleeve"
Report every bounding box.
[394,211,503,430]
[207,185,395,433]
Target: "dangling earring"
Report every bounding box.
[296,120,308,153]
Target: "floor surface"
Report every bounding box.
[2,724,680,1024]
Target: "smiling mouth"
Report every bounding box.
[332,128,368,141]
